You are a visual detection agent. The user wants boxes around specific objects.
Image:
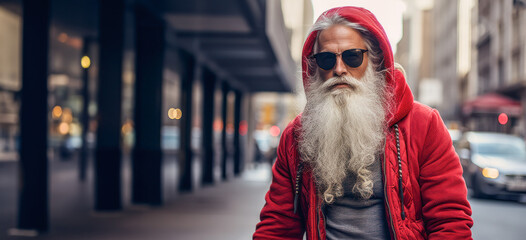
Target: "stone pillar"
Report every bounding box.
[178,50,196,192]
[17,0,50,231]
[221,82,229,180]
[233,90,243,176]
[95,0,125,211]
[131,5,165,205]
[201,68,216,185]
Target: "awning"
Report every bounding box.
[163,0,296,92]
[33,0,297,93]
[463,93,522,116]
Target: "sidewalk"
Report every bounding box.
[0,152,17,162]
[2,160,272,240]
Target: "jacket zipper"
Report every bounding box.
[383,138,398,240]
[316,203,324,239]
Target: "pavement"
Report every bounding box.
[5,155,525,240]
[0,158,272,240]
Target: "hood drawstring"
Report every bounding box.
[294,162,304,214]
[394,124,406,220]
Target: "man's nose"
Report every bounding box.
[333,56,347,76]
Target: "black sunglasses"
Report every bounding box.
[311,49,368,70]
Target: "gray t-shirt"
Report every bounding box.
[323,159,390,240]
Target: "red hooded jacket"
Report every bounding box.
[254,6,473,240]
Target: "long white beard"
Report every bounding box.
[299,65,388,203]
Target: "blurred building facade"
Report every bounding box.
[397,0,526,134]
[395,0,435,108]
[0,0,305,235]
[250,0,313,161]
[469,0,526,133]
[280,0,314,64]
[434,0,461,123]
[0,6,20,161]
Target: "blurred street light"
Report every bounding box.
[62,108,73,123]
[52,106,63,119]
[213,119,223,131]
[58,122,70,135]
[58,33,68,43]
[239,120,248,136]
[168,108,182,120]
[81,56,91,69]
[121,120,133,135]
[269,125,280,137]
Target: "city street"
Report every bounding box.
[470,196,526,240]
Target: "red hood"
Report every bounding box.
[301,6,413,126]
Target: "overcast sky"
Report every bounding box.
[310,0,406,54]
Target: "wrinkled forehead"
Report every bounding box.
[315,24,367,53]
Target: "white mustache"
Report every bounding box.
[321,76,361,92]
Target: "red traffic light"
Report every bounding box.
[269,125,281,137]
[498,113,508,125]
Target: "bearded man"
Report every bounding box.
[253,6,473,240]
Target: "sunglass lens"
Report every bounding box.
[315,52,336,70]
[342,49,364,68]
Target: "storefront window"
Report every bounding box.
[0,6,21,162]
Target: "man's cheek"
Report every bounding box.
[321,71,332,81]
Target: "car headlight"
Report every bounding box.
[481,167,499,179]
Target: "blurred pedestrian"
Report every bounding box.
[253,140,264,168]
[254,6,473,240]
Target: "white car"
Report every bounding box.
[457,132,526,201]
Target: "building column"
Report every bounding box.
[220,82,229,180]
[201,68,216,185]
[131,5,165,205]
[233,90,243,176]
[178,50,196,192]
[95,0,125,211]
[17,0,50,232]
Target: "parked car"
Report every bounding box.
[456,132,526,201]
